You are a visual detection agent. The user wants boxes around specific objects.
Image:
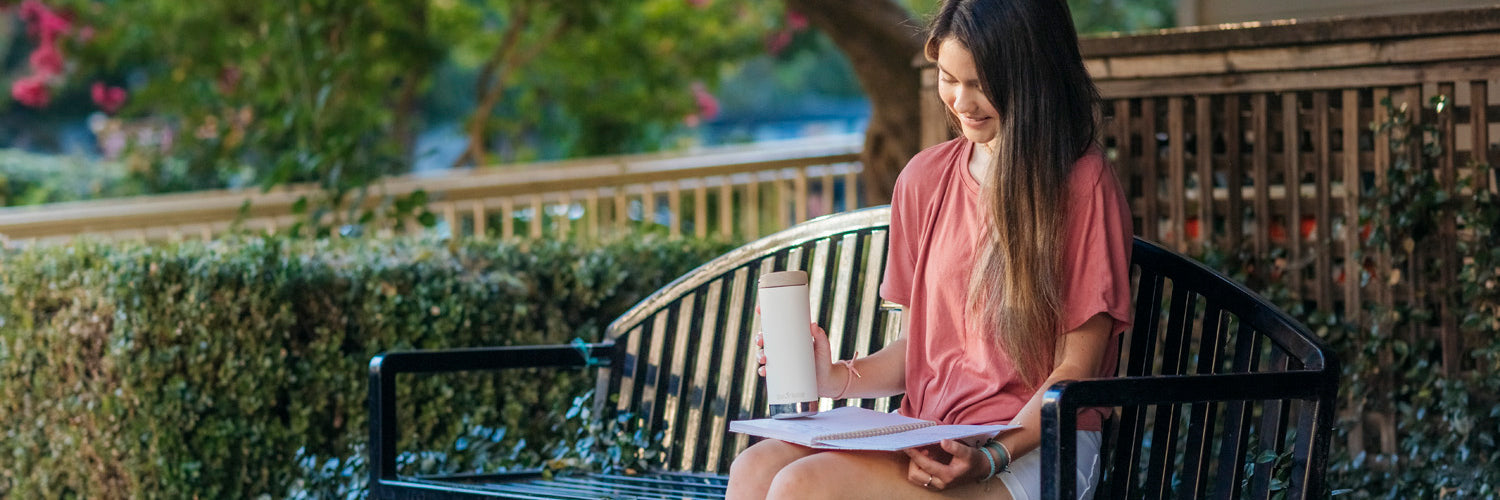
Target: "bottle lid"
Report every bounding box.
[758,270,807,288]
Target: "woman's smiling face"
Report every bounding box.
[936,38,999,147]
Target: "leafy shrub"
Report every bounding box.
[1200,96,1500,498]
[0,149,142,206]
[1320,96,1500,499]
[0,233,733,499]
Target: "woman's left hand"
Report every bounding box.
[903,439,988,491]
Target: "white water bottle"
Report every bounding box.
[758,270,819,419]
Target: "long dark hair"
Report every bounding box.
[925,0,1100,388]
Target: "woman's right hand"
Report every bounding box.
[755,331,768,377]
[755,322,838,397]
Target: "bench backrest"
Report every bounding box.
[1095,241,1337,499]
[600,206,1336,497]
[600,207,901,475]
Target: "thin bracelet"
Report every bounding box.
[831,354,862,399]
[978,442,999,481]
[987,441,1012,473]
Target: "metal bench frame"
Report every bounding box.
[369,206,1338,499]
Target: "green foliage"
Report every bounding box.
[0,149,142,205]
[1244,436,1295,500]
[40,0,444,232]
[896,0,1177,34]
[1322,95,1500,499]
[1204,96,1500,498]
[434,0,777,159]
[1069,0,1177,34]
[26,0,775,228]
[54,0,433,190]
[545,390,666,476]
[0,233,732,499]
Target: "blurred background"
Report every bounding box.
[4,2,1499,499]
[0,0,1175,203]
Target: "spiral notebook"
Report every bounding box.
[729,406,1015,451]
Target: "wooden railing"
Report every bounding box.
[0,134,864,245]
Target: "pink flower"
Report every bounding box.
[28,42,65,76]
[786,11,809,31]
[20,0,71,43]
[687,0,710,8]
[18,0,48,22]
[11,75,52,108]
[691,81,719,121]
[91,82,127,114]
[765,29,793,56]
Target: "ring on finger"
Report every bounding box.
[924,475,934,488]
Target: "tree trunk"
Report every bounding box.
[784,0,925,205]
[454,3,534,168]
[391,1,431,172]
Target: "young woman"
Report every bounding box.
[725,0,1132,499]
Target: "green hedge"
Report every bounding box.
[0,149,143,206]
[0,234,733,499]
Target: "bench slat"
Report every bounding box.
[426,472,728,500]
[681,284,720,472]
[640,309,673,440]
[1213,321,1261,499]
[1248,349,1293,500]
[549,475,723,499]
[826,229,859,372]
[662,293,695,470]
[806,237,832,329]
[1107,269,1163,497]
[1177,301,1229,498]
[726,265,758,466]
[615,323,646,420]
[1144,284,1198,497]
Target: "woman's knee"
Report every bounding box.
[764,453,873,499]
[728,440,812,487]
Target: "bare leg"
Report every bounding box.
[726,440,820,500]
[731,442,1014,500]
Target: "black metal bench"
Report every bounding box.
[369,206,1338,499]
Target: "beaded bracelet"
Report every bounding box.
[978,442,999,481]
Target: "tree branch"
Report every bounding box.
[456,3,534,167]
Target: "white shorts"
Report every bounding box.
[997,431,1102,500]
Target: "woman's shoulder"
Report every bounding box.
[896,138,967,188]
[1068,147,1116,193]
[909,137,968,168]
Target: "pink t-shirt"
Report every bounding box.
[879,138,1133,431]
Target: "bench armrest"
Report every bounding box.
[368,342,615,492]
[370,342,614,376]
[1037,370,1337,500]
